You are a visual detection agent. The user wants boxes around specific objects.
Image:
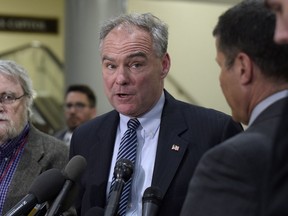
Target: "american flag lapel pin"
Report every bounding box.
[171,144,180,152]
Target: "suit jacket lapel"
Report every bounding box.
[152,91,189,197]
[89,111,119,207]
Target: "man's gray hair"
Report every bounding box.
[0,60,36,116]
[99,12,169,58]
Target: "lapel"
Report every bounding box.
[89,111,119,194]
[152,91,189,197]
[3,126,45,213]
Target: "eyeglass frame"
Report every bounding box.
[0,93,27,105]
[64,102,92,111]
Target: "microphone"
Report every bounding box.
[142,186,162,216]
[104,158,134,216]
[29,184,79,216]
[57,182,79,213]
[4,168,65,216]
[46,155,87,216]
[85,207,105,216]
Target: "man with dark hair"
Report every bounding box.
[55,84,96,146]
[180,0,288,215]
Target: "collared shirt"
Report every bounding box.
[0,123,30,215]
[63,131,73,147]
[248,90,288,127]
[107,91,165,216]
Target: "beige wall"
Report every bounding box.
[0,0,64,61]
[127,0,234,115]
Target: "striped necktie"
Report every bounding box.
[110,118,140,216]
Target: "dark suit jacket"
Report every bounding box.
[54,128,68,141]
[70,91,243,216]
[3,124,69,214]
[266,99,288,216]
[180,98,288,216]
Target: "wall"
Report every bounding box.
[0,0,64,62]
[127,0,234,115]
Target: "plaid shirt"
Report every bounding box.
[0,123,29,215]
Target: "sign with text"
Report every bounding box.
[0,15,58,34]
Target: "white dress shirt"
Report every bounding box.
[107,92,165,216]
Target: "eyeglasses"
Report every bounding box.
[64,102,89,111]
[0,93,26,105]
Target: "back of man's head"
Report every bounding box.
[213,0,288,81]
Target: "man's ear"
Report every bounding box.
[235,52,253,85]
[161,53,170,78]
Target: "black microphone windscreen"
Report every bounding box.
[29,168,65,203]
[85,207,104,216]
[142,186,162,206]
[114,158,134,182]
[64,155,87,181]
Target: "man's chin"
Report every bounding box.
[67,124,78,131]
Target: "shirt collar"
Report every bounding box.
[248,90,288,127]
[120,91,165,138]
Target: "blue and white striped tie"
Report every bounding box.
[110,118,140,216]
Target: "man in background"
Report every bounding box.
[0,60,68,215]
[266,0,288,44]
[55,84,96,146]
[180,0,288,215]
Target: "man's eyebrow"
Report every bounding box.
[101,51,148,62]
[127,52,148,59]
[102,55,114,62]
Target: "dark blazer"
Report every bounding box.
[54,129,67,141]
[3,125,69,214]
[70,90,243,216]
[180,98,288,216]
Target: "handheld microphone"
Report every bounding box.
[46,155,87,216]
[104,158,134,216]
[29,184,79,216]
[4,168,65,216]
[142,186,162,216]
[85,207,105,216]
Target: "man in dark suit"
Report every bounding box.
[0,60,69,215]
[265,0,288,215]
[69,13,242,216]
[180,1,288,216]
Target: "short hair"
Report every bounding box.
[99,12,169,58]
[0,60,35,116]
[65,84,96,107]
[213,0,288,81]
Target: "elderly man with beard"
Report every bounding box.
[0,60,68,215]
